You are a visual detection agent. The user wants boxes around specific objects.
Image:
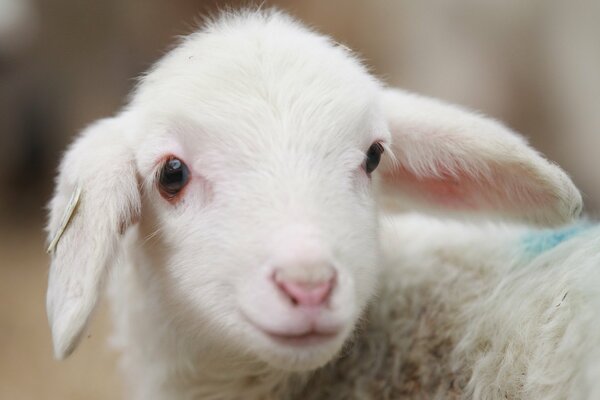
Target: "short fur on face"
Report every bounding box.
[46,9,581,381]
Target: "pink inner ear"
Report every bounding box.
[382,164,553,214]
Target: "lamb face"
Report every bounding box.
[125,14,388,371]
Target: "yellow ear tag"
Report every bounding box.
[47,186,82,254]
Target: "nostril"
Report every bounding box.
[276,278,334,307]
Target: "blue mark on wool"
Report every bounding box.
[522,223,593,257]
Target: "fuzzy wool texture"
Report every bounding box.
[299,215,600,400]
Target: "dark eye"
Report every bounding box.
[365,142,384,174]
[158,157,190,199]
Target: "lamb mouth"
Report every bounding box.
[242,314,342,347]
[265,330,340,347]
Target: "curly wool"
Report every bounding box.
[296,215,600,400]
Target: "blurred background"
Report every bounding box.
[1,0,599,398]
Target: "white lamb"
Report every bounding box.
[46,10,600,400]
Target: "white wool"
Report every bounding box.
[45,9,596,399]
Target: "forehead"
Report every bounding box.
[130,13,385,158]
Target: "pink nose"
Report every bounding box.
[275,277,335,307]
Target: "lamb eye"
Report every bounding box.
[365,142,384,174]
[158,157,190,198]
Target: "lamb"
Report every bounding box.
[45,10,600,400]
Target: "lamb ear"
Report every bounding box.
[376,88,582,226]
[46,116,140,359]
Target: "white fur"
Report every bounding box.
[46,10,596,399]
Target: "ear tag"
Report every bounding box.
[47,185,82,254]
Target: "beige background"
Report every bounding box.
[1,1,599,398]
